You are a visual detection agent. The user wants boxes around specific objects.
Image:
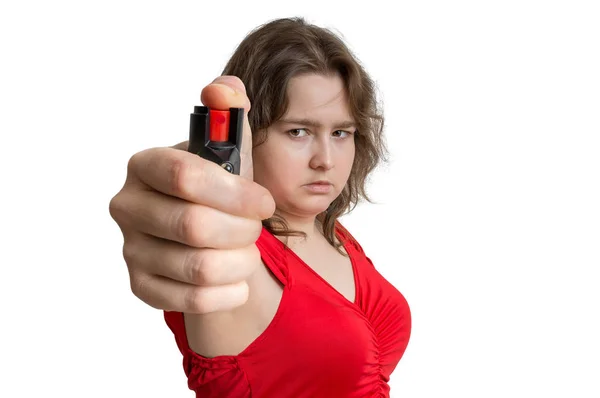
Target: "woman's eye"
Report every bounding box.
[289,128,308,137]
[333,130,351,138]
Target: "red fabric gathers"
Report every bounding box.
[164,223,411,397]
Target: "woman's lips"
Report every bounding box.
[304,181,333,193]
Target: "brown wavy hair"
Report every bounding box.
[222,17,388,255]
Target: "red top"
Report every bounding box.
[164,223,411,397]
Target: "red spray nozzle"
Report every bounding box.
[209,109,230,142]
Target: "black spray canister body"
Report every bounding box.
[188,106,244,175]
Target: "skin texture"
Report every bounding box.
[254,73,356,239]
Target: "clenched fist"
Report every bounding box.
[109,76,275,314]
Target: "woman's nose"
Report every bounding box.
[309,138,334,170]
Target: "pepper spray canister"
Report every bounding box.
[188,106,244,175]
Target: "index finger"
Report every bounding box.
[128,147,274,220]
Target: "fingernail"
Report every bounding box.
[211,82,238,95]
[212,76,246,94]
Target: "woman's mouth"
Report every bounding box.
[304,181,333,194]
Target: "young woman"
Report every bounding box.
[110,17,411,397]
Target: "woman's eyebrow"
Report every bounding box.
[277,118,356,129]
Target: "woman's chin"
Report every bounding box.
[278,203,330,218]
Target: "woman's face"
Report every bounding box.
[253,73,356,218]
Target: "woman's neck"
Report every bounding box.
[273,210,324,243]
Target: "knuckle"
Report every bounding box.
[186,249,211,285]
[109,190,139,228]
[108,194,126,223]
[122,242,139,267]
[184,288,211,314]
[168,157,191,196]
[175,207,193,241]
[129,272,150,302]
[127,148,151,178]
[126,151,141,174]
[174,206,203,245]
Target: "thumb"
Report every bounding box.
[200,76,254,181]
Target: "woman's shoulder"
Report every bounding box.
[335,220,366,254]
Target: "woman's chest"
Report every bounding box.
[289,242,357,303]
[242,286,381,394]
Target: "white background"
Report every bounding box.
[1,0,599,397]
